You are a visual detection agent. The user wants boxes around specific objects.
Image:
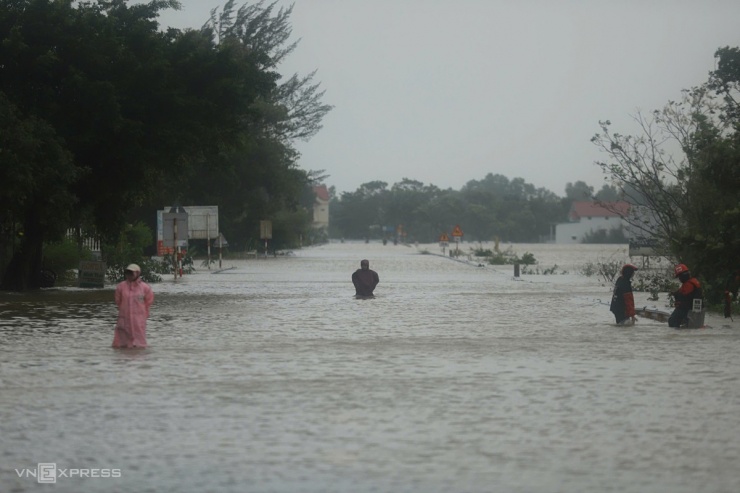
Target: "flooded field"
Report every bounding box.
[1,242,739,493]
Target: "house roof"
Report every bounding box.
[569,201,630,220]
[313,185,329,201]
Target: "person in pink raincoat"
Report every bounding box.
[113,263,154,348]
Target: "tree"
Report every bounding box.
[204,0,333,144]
[331,181,389,239]
[708,46,740,124]
[329,174,564,243]
[594,184,620,201]
[1,0,332,288]
[591,88,715,252]
[168,0,333,250]
[1,0,192,289]
[592,47,740,299]
[564,181,594,201]
[0,93,77,290]
[384,179,441,241]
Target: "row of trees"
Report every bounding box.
[328,176,619,243]
[0,0,332,290]
[329,46,739,301]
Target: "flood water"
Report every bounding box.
[1,242,739,493]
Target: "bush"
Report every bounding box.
[521,264,567,275]
[633,271,676,301]
[483,247,537,266]
[103,221,162,283]
[581,227,629,244]
[42,238,93,282]
[107,258,164,284]
[580,259,622,284]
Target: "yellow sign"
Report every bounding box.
[452,225,464,237]
[439,233,449,242]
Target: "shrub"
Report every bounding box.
[483,247,537,266]
[581,259,622,284]
[103,222,162,283]
[633,271,676,301]
[43,238,93,283]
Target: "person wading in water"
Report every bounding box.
[113,264,154,348]
[352,259,379,298]
[610,263,638,326]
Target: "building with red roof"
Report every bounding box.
[555,201,631,244]
[312,185,330,232]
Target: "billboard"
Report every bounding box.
[157,206,218,255]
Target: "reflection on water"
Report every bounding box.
[1,243,739,493]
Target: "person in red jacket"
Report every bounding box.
[669,263,702,328]
[610,264,638,325]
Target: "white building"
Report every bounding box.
[555,201,630,244]
[312,185,329,231]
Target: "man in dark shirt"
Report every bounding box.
[669,263,702,328]
[352,259,379,298]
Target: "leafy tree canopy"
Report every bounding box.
[0,0,331,290]
[592,47,740,301]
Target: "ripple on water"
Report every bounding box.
[1,243,739,493]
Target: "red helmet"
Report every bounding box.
[622,263,638,275]
[674,264,689,277]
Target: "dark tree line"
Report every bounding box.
[329,175,618,243]
[0,0,331,290]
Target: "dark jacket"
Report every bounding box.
[610,274,636,323]
[352,268,379,297]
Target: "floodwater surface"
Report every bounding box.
[1,242,739,493]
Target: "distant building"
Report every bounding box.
[312,185,330,232]
[555,201,631,244]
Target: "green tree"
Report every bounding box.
[383,179,442,242]
[331,181,389,239]
[163,0,333,251]
[0,0,331,288]
[329,173,565,243]
[591,88,712,253]
[594,184,620,201]
[592,47,740,300]
[1,0,192,289]
[0,93,78,290]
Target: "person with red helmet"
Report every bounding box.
[668,263,702,328]
[610,264,639,325]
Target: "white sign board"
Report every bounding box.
[158,206,218,243]
[162,212,189,248]
[180,206,219,240]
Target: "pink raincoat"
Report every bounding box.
[112,277,154,348]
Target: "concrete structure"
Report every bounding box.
[555,201,630,244]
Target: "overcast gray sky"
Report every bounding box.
[154,0,740,196]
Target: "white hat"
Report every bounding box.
[125,264,141,272]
